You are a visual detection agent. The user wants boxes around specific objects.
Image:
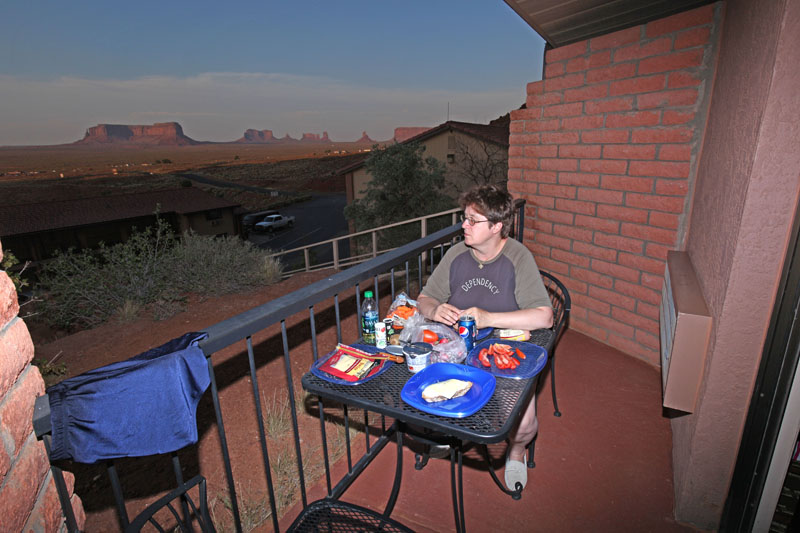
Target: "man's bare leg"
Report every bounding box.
[508,393,538,462]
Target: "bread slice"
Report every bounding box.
[421,379,473,403]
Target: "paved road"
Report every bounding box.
[249,193,351,265]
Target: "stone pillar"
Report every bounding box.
[0,242,85,531]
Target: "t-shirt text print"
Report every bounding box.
[447,251,519,313]
[461,277,500,295]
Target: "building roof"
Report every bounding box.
[337,120,509,175]
[406,120,509,147]
[503,0,715,48]
[0,187,240,237]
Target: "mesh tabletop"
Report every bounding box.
[302,330,555,444]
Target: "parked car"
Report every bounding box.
[255,214,295,232]
[242,209,280,234]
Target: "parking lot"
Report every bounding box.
[248,193,350,264]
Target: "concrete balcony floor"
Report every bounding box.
[289,330,701,532]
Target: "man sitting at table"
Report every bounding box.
[417,184,554,491]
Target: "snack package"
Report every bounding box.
[385,292,418,332]
[399,316,468,364]
[496,329,531,341]
[318,344,384,382]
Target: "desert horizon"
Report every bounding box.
[0,140,375,179]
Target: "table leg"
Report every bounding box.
[458,446,466,532]
[450,447,462,533]
[383,429,404,517]
[414,449,431,470]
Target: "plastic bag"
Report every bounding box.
[399,315,468,364]
[384,292,418,331]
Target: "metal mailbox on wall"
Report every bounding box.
[659,251,713,413]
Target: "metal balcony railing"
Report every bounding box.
[269,199,526,278]
[268,207,462,277]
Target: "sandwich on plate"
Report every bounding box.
[421,379,473,403]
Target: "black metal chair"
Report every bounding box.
[539,270,571,418]
[287,499,415,533]
[32,332,216,533]
[525,270,570,470]
[33,397,217,533]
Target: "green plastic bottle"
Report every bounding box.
[361,291,378,344]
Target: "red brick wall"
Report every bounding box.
[509,4,719,365]
[0,242,85,531]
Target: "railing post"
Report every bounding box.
[333,239,340,270]
[304,248,311,272]
[421,216,428,267]
[372,231,378,259]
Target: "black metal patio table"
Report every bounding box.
[301,328,555,533]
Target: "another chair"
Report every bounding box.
[33,332,216,533]
[287,499,415,532]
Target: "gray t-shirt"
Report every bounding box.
[421,238,552,313]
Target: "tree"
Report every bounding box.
[449,136,508,192]
[344,142,455,250]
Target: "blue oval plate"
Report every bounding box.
[466,340,548,380]
[476,327,493,342]
[401,363,496,418]
[310,344,393,386]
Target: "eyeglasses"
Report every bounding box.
[460,214,492,226]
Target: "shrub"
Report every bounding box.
[167,231,283,296]
[37,219,283,329]
[1,249,30,292]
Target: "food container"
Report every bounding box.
[403,342,433,373]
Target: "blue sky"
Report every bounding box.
[0,2,545,145]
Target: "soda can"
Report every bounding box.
[383,318,395,338]
[375,320,387,349]
[458,315,476,352]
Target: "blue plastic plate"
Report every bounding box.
[310,344,393,386]
[466,340,548,380]
[401,363,496,418]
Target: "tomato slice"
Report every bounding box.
[515,348,526,360]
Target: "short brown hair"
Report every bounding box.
[459,184,515,238]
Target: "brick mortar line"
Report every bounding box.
[0,316,20,338]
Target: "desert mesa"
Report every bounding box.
[0,122,432,178]
[73,121,385,147]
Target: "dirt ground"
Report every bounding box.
[34,269,404,532]
[0,142,372,180]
